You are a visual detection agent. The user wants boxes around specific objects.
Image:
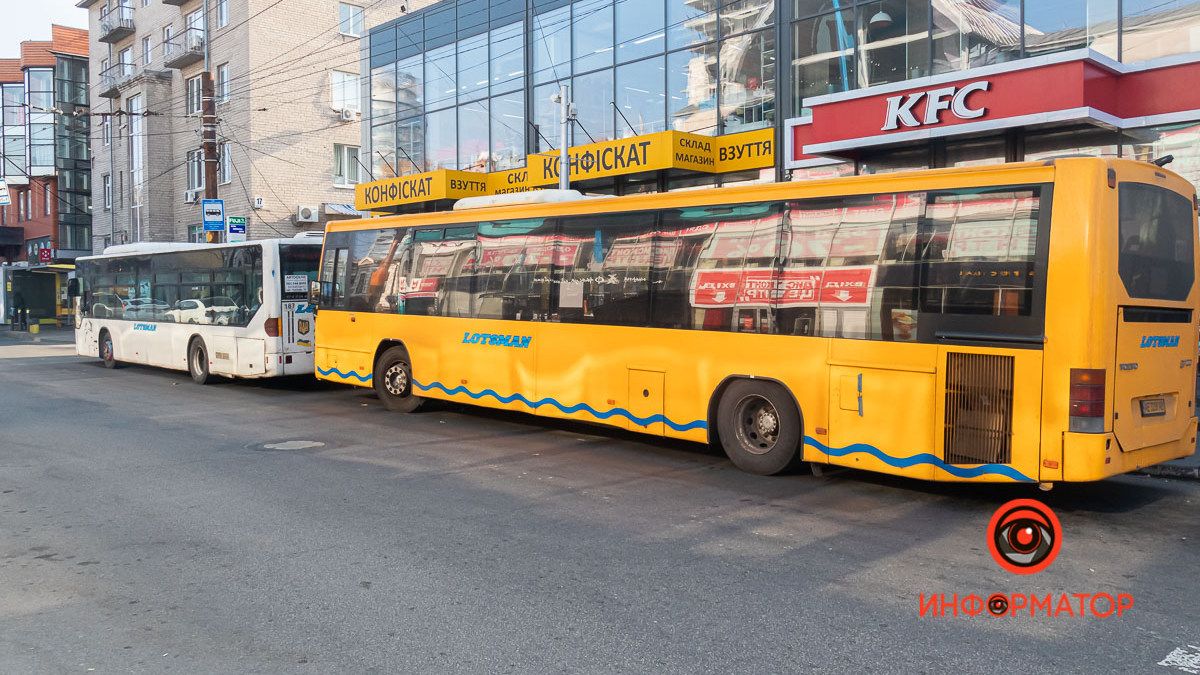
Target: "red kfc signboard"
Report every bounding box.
[691,266,874,308]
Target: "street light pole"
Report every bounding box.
[557,83,572,191]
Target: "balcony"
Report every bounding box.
[99,62,136,99]
[98,3,135,44]
[161,0,188,5]
[163,28,206,69]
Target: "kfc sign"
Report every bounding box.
[882,80,990,131]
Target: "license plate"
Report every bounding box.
[1140,398,1167,417]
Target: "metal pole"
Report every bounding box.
[558,83,570,191]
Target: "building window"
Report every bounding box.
[186,75,203,114]
[220,142,232,184]
[142,36,152,66]
[188,224,204,243]
[217,0,229,28]
[186,150,203,191]
[43,183,50,216]
[331,71,360,112]
[102,114,111,146]
[1122,0,1200,62]
[103,174,112,210]
[163,25,174,52]
[339,3,364,37]
[334,144,360,186]
[216,63,229,102]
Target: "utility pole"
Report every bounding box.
[554,84,573,191]
[201,71,220,244]
[201,0,221,244]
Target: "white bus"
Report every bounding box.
[73,236,322,383]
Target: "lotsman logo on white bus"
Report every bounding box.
[462,332,532,349]
[1140,335,1180,348]
[133,323,157,332]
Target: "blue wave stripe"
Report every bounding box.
[804,436,1034,482]
[318,365,373,382]
[413,379,708,432]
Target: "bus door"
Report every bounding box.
[1110,182,1198,452]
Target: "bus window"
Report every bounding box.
[920,188,1041,318]
[1118,182,1195,301]
[280,244,321,302]
[559,211,659,327]
[474,218,557,321]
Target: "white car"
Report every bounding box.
[123,298,171,320]
[167,296,241,325]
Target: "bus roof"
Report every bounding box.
[327,157,1189,234]
[83,235,322,260]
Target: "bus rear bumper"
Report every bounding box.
[1061,416,1198,481]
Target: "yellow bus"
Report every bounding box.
[314,158,1198,484]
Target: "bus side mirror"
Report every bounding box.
[308,281,321,308]
[67,279,80,298]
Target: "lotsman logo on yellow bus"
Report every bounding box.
[1140,335,1180,348]
[462,332,532,348]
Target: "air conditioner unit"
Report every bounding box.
[252,196,265,210]
[339,108,359,122]
[184,189,201,204]
[296,205,320,223]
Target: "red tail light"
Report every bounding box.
[1069,368,1106,432]
[264,317,281,337]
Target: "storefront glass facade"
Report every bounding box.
[368,0,777,181]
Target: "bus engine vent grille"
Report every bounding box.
[944,353,1014,465]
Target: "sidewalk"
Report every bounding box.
[0,325,76,345]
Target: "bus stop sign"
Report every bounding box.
[202,199,225,231]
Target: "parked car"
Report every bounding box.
[166,296,240,325]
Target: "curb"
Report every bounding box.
[1136,464,1200,481]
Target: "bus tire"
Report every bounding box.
[188,338,211,385]
[374,346,424,413]
[99,330,120,369]
[716,380,804,476]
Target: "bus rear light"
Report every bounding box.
[1069,368,1106,432]
[264,317,281,337]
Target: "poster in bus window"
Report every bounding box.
[605,239,683,268]
[690,266,874,308]
[891,308,918,341]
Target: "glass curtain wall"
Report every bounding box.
[55,56,90,252]
[791,0,1200,115]
[368,0,777,176]
[26,68,55,172]
[1,83,25,179]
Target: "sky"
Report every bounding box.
[0,0,89,59]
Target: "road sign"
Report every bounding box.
[0,179,9,207]
[227,215,247,243]
[202,199,225,232]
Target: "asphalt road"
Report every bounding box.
[1,343,1198,673]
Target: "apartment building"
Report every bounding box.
[80,0,419,249]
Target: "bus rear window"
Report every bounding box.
[1119,183,1195,301]
[280,244,321,300]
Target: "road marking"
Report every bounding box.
[1159,645,1200,674]
[261,440,325,451]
